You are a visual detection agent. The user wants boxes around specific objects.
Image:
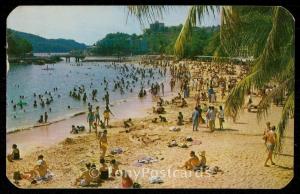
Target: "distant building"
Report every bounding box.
[150,21,165,32]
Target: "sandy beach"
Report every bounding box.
[6,60,294,189]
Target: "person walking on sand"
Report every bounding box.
[44,112,48,123]
[217,106,225,130]
[208,106,215,132]
[263,126,277,167]
[205,106,211,128]
[98,130,108,158]
[95,106,101,125]
[87,108,95,133]
[103,106,114,128]
[192,107,200,131]
[161,82,164,96]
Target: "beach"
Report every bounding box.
[6,60,294,189]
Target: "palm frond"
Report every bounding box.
[275,91,294,154]
[257,77,293,120]
[225,6,294,118]
[174,6,218,57]
[127,6,168,27]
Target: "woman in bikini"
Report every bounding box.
[98,130,108,158]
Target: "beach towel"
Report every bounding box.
[137,156,159,164]
[191,140,202,145]
[35,170,54,183]
[169,126,181,132]
[205,166,221,175]
[132,156,159,167]
[149,176,164,184]
[110,147,123,155]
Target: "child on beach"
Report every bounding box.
[99,158,109,180]
[110,159,120,177]
[74,163,93,187]
[7,144,20,162]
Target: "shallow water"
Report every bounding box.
[6,60,169,132]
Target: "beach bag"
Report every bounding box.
[133,182,141,188]
[100,170,109,180]
[13,171,22,180]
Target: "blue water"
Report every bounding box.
[6,60,167,131]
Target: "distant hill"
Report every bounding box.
[8,29,87,53]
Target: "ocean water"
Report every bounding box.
[6,60,169,132]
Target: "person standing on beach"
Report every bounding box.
[217,106,225,130]
[44,112,48,123]
[192,107,200,131]
[87,109,95,133]
[208,87,214,103]
[161,82,164,96]
[263,126,277,167]
[104,91,110,107]
[205,106,210,128]
[95,106,101,125]
[98,130,108,158]
[103,106,114,127]
[208,106,215,132]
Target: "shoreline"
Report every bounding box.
[6,83,178,156]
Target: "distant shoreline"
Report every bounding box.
[6,111,86,135]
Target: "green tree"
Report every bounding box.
[128,6,295,153]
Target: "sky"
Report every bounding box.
[7,6,220,45]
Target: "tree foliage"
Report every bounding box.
[91,25,219,57]
[7,29,33,57]
[127,6,295,153]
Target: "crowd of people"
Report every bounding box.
[7,57,283,188]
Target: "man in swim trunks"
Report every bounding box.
[87,109,95,133]
[263,126,277,167]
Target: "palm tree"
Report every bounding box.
[127,6,295,153]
